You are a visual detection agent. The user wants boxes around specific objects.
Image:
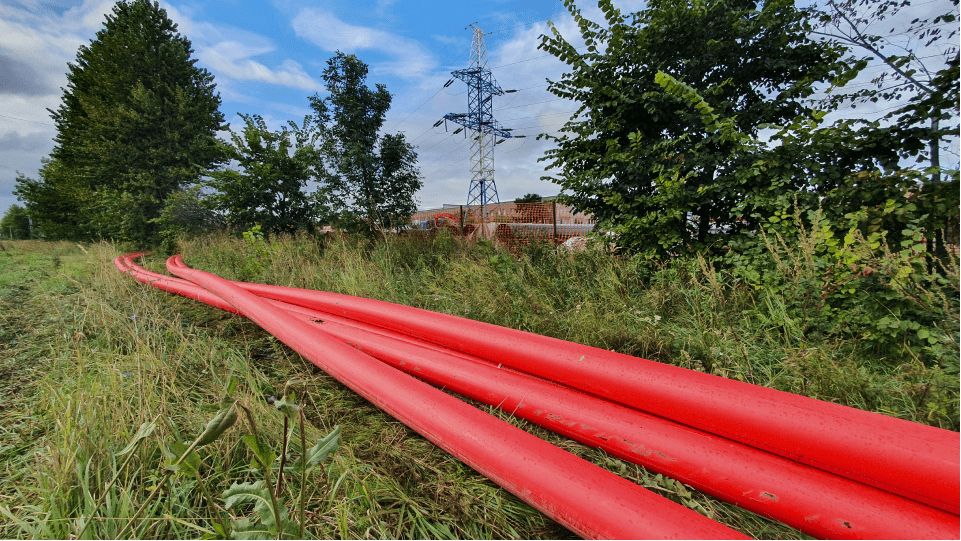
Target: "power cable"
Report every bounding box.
[499,97,572,110]
[385,87,447,136]
[0,113,55,127]
[418,131,462,154]
[411,126,446,146]
[485,18,553,35]
[500,109,580,123]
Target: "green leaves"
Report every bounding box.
[223,482,300,540]
[196,400,238,447]
[115,421,156,457]
[164,440,201,476]
[164,399,236,476]
[0,205,32,240]
[205,114,322,236]
[224,387,341,540]
[310,53,422,236]
[303,426,341,472]
[538,0,849,255]
[242,433,277,472]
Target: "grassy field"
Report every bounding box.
[0,234,957,539]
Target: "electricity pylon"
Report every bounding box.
[442,24,514,231]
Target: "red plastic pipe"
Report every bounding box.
[234,282,961,514]
[162,255,745,540]
[117,255,958,538]
[284,303,959,539]
[115,253,243,316]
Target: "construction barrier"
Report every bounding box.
[409,201,595,250]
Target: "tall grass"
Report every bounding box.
[182,229,959,429]
[0,230,956,539]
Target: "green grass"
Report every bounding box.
[0,233,956,539]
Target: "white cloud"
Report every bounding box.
[291,8,436,80]
[431,34,462,46]
[199,41,324,92]
[374,0,399,20]
[409,1,660,208]
[0,0,117,212]
[292,8,393,51]
[155,3,325,93]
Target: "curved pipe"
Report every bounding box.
[117,255,958,538]
[115,253,243,316]
[232,282,960,514]
[161,255,745,540]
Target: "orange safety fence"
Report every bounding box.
[409,202,596,250]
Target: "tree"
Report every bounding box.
[802,0,959,257]
[14,161,82,240]
[538,0,852,254]
[15,0,224,244]
[815,0,959,182]
[513,193,544,223]
[0,205,31,240]
[309,53,422,234]
[206,114,324,235]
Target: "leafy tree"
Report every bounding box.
[206,114,323,236]
[15,0,224,244]
[309,53,422,235]
[14,161,81,240]
[815,0,959,182]
[0,205,31,240]
[513,193,544,223]
[515,193,542,204]
[538,0,852,255]
[799,0,960,257]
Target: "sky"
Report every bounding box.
[0,0,957,216]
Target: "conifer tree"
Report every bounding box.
[16,0,224,243]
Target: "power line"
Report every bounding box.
[417,130,463,154]
[485,18,553,35]
[500,135,535,153]
[383,37,466,132]
[410,122,450,145]
[0,113,55,127]
[500,109,580,123]
[490,44,590,70]
[420,146,468,169]
[386,87,447,136]
[506,122,571,132]
[499,97,572,110]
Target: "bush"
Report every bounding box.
[724,203,959,371]
[153,186,225,253]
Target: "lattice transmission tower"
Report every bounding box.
[442,25,516,227]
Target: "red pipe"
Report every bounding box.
[286,304,958,539]
[115,253,243,316]
[233,282,961,514]
[117,255,959,538]
[161,255,745,540]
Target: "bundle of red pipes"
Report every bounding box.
[116,253,959,539]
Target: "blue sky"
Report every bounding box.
[0,0,957,216]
